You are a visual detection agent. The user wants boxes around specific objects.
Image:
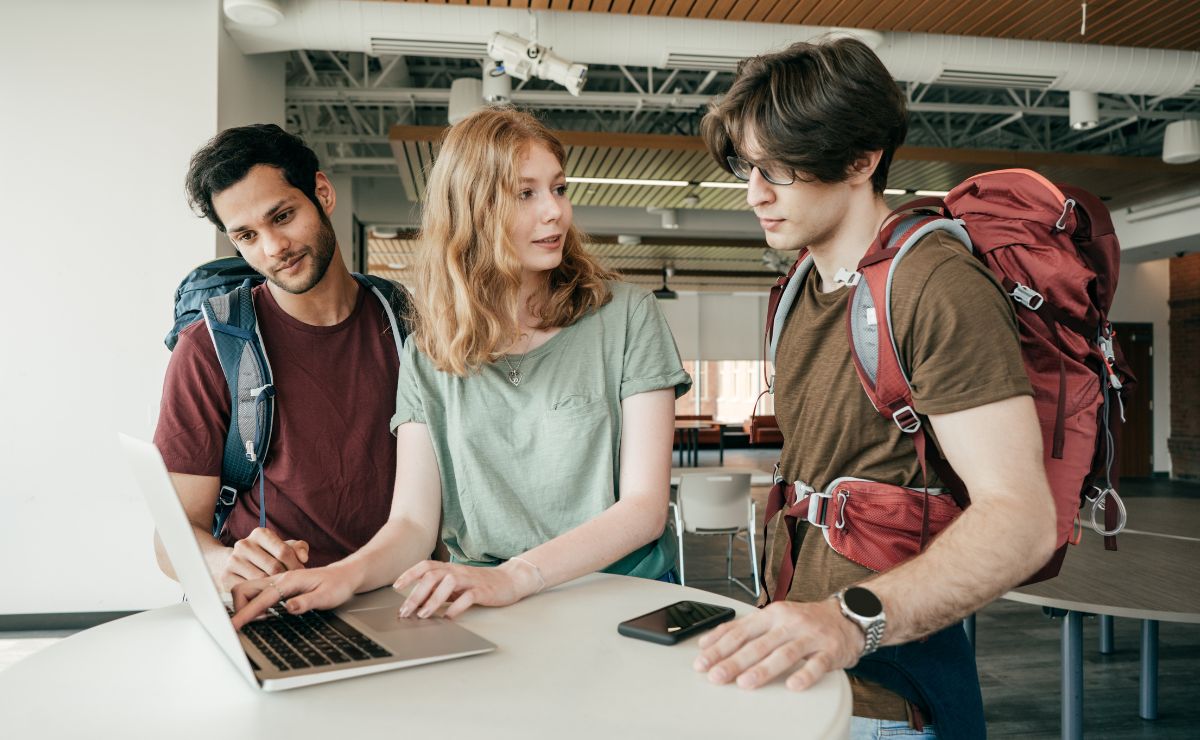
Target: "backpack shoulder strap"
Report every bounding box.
[199,281,275,536]
[848,214,974,511]
[765,253,815,367]
[847,214,971,421]
[354,273,410,359]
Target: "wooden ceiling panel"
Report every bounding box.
[389,125,1200,211]
[390,1,1200,50]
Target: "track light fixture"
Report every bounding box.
[487,32,587,96]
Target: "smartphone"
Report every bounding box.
[617,600,736,645]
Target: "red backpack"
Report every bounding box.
[762,168,1135,602]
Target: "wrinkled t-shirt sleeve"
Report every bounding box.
[390,338,427,433]
[620,291,693,400]
[905,253,1033,415]
[153,325,230,477]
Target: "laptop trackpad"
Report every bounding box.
[350,606,453,633]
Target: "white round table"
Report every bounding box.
[0,573,851,739]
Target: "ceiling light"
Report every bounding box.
[1069,90,1099,131]
[646,207,679,230]
[883,188,907,196]
[914,189,950,197]
[482,60,511,103]
[448,77,485,125]
[653,266,678,300]
[1162,120,1200,164]
[370,227,400,239]
[698,181,748,189]
[567,177,688,187]
[617,234,642,245]
[222,0,283,26]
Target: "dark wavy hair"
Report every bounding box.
[701,36,908,193]
[185,124,322,232]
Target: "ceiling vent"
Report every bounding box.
[368,36,488,59]
[663,51,746,72]
[931,67,1061,90]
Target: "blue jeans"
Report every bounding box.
[849,717,937,739]
[656,570,678,584]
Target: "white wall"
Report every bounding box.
[658,293,770,361]
[214,27,287,258]
[0,1,227,614]
[1109,259,1172,474]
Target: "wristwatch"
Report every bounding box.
[835,586,886,657]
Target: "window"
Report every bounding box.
[675,360,774,421]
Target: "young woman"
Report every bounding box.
[231,108,690,626]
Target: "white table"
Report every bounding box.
[1003,498,1200,740]
[0,573,850,740]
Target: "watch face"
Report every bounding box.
[844,587,883,618]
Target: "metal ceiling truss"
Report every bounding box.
[286,50,1199,174]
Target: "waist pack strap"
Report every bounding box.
[763,477,846,603]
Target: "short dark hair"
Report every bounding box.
[701,36,908,194]
[185,124,322,232]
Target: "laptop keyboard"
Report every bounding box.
[238,608,393,672]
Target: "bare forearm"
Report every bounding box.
[516,494,667,589]
[153,527,229,582]
[334,517,440,593]
[864,491,1055,645]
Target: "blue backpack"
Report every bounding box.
[165,256,409,537]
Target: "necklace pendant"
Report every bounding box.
[508,369,522,387]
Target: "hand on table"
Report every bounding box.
[392,560,541,620]
[229,564,358,630]
[693,599,865,691]
[219,527,309,591]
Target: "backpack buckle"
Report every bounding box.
[805,488,833,529]
[218,485,237,507]
[833,268,861,287]
[892,405,921,433]
[1055,198,1077,232]
[1010,283,1045,311]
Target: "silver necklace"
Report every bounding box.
[501,331,534,387]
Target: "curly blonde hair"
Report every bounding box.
[409,107,615,376]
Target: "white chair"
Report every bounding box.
[669,473,760,599]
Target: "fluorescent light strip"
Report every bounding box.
[567,176,689,187]
[698,181,748,189]
[914,189,950,197]
[883,188,906,196]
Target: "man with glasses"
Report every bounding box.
[153,124,408,591]
[692,38,1057,738]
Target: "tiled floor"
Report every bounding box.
[4,450,1197,738]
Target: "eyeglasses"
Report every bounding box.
[726,155,796,186]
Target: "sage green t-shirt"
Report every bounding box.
[390,281,692,579]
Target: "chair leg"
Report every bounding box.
[748,522,761,600]
[726,534,734,579]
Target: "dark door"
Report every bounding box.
[1113,323,1154,478]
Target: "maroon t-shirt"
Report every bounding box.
[154,283,400,566]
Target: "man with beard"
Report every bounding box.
[153,124,407,591]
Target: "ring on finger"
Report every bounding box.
[267,580,287,604]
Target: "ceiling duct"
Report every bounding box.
[931,68,1060,90]
[227,1,1200,97]
[369,36,488,58]
[662,51,750,72]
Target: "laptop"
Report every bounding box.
[119,433,496,691]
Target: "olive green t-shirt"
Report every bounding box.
[767,231,1032,719]
[391,281,692,579]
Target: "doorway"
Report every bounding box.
[1112,323,1154,478]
